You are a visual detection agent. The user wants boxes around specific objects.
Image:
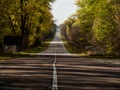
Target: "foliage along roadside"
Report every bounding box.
[60,0,120,56]
[0,37,54,60]
[0,0,56,53]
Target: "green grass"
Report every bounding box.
[61,36,75,53]
[22,37,53,54]
[19,42,49,55]
[61,36,120,59]
[0,38,52,61]
[63,42,80,53]
[65,42,120,59]
[62,39,120,65]
[61,37,84,54]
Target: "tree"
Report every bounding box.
[0,0,55,52]
[62,0,120,55]
[92,0,120,54]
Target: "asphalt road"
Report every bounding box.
[0,29,120,90]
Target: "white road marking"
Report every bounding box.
[52,48,58,90]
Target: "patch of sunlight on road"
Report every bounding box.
[50,41,64,44]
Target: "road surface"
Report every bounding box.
[0,28,120,90]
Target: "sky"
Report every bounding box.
[51,0,77,25]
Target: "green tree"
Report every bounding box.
[62,0,120,55]
[0,0,55,52]
[92,0,120,54]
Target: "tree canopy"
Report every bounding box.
[0,0,56,52]
[60,0,120,55]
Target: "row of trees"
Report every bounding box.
[0,0,56,52]
[60,0,120,55]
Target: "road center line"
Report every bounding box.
[52,47,58,90]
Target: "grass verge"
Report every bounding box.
[61,36,120,59]
[19,41,50,54]
[0,38,52,61]
[62,38,120,65]
[61,36,86,56]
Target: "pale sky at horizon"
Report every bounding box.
[51,0,77,25]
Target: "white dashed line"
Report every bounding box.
[52,48,58,90]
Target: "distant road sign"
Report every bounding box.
[4,36,22,45]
